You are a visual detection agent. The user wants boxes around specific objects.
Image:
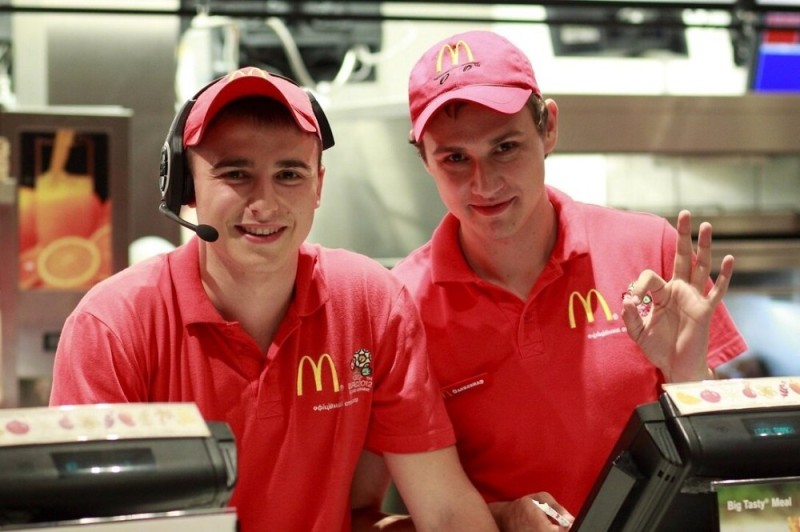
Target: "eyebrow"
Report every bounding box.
[275,158,313,172]
[211,157,312,171]
[431,129,524,156]
[489,129,524,146]
[211,157,252,170]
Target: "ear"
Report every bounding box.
[315,165,325,208]
[184,148,197,207]
[543,99,559,155]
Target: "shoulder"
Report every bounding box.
[551,186,672,233]
[390,241,434,293]
[310,244,392,276]
[561,202,678,277]
[302,245,423,334]
[575,201,671,232]
[306,243,404,294]
[567,201,676,246]
[73,250,175,317]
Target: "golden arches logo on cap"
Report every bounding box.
[225,66,270,82]
[435,40,474,73]
[408,30,541,142]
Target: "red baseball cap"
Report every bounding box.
[408,31,542,142]
[183,67,322,147]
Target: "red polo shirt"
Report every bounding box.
[51,238,454,531]
[392,186,747,515]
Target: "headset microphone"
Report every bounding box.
[158,202,219,242]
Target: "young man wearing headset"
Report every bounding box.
[50,67,498,532]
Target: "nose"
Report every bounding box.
[247,177,279,216]
[470,159,502,196]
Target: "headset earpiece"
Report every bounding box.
[159,97,195,215]
[305,89,335,150]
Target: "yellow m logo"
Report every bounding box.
[436,40,474,73]
[297,354,341,396]
[568,289,613,329]
[227,67,269,81]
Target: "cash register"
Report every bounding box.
[0,403,237,530]
[573,376,800,531]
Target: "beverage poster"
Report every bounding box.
[717,479,800,531]
[18,128,111,290]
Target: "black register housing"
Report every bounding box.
[573,387,800,531]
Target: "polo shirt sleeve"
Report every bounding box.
[363,286,456,455]
[50,308,149,406]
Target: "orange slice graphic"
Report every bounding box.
[37,236,101,289]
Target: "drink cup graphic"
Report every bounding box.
[18,128,109,290]
[33,129,102,247]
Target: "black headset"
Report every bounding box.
[158,74,335,220]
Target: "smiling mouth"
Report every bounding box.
[471,198,513,215]
[240,226,282,237]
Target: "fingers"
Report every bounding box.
[673,209,693,282]
[628,269,667,305]
[621,293,645,342]
[529,492,571,519]
[691,221,713,291]
[673,210,731,303]
[706,254,735,307]
[529,492,574,529]
[621,270,662,343]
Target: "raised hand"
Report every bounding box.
[621,210,734,382]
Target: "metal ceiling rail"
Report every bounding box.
[0,1,796,15]
[0,2,796,30]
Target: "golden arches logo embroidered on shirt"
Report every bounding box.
[436,40,475,73]
[296,354,341,396]
[568,289,613,329]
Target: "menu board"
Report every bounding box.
[559,0,735,3]
[716,479,800,531]
[755,0,800,6]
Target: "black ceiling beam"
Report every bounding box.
[0,2,796,29]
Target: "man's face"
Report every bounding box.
[187,111,324,276]
[421,101,557,245]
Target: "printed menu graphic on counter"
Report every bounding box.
[663,376,800,416]
[0,403,210,447]
[18,128,112,291]
[716,480,800,532]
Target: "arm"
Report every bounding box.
[351,450,571,532]
[622,210,734,383]
[383,446,497,531]
[350,450,416,531]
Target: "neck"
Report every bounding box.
[200,246,296,353]
[460,203,557,300]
